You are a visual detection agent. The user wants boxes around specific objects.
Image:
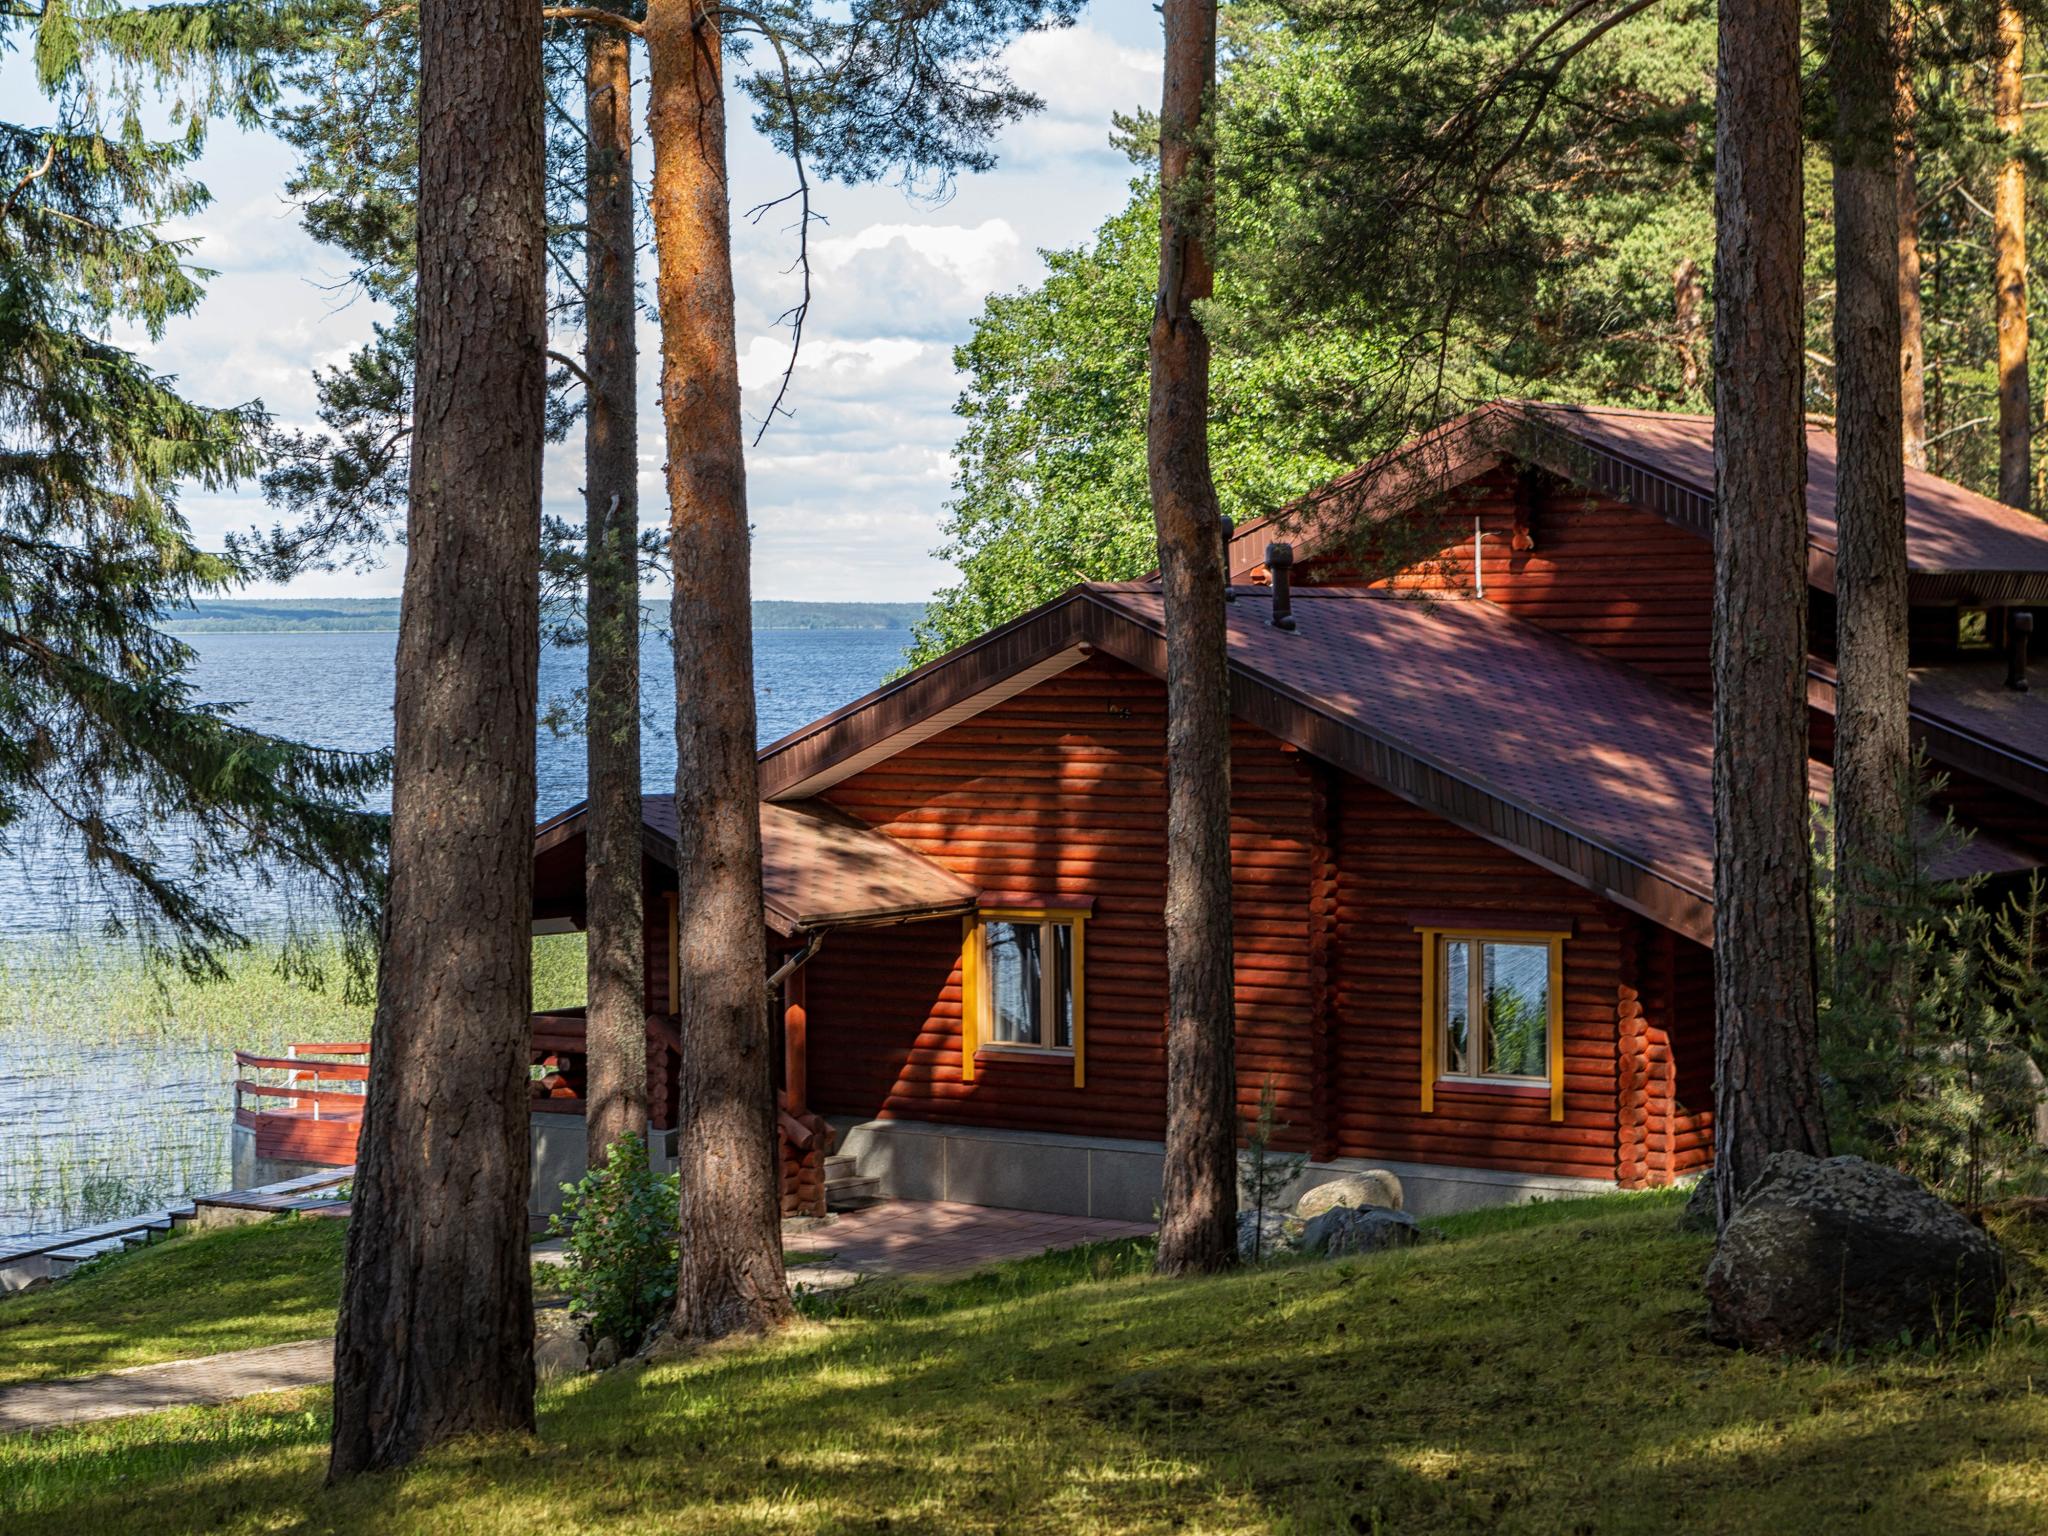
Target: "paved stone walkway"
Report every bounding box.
[780,1200,1153,1289]
[0,1339,331,1434]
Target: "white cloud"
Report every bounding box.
[1,7,1164,604]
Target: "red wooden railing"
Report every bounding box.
[233,1044,370,1167]
[232,1017,822,1211]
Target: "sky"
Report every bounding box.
[4,5,1162,604]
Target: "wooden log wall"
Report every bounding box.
[804,655,1322,1151]
[1618,923,1714,1186]
[1327,777,1629,1179]
[1294,466,1718,697]
[802,656,1649,1181]
[780,1109,828,1217]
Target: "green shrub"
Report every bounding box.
[1820,765,2048,1205]
[547,1134,678,1351]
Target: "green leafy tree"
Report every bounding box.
[912,2,1721,665]
[1,0,386,977]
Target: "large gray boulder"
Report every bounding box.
[1705,1153,2007,1354]
[1300,1204,1420,1258]
[1295,1170,1404,1219]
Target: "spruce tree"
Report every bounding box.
[0,0,385,977]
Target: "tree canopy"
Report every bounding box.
[915,0,2048,661]
[0,0,386,976]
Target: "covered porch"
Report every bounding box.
[527,794,980,1217]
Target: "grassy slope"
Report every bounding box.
[0,1221,347,1386]
[4,1192,2048,1533]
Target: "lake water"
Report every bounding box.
[0,627,911,1237]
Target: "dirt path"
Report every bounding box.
[0,1339,331,1434]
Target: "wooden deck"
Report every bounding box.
[0,1168,354,1292]
[230,1014,688,1174]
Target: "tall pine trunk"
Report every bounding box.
[1149,0,1238,1278]
[1897,61,1928,471]
[1711,0,1829,1228]
[582,9,647,1166]
[1830,0,1912,992]
[1996,4,2030,509]
[645,0,791,1338]
[329,0,545,1475]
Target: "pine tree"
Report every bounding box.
[328,0,549,1474]
[1150,0,1239,1279]
[0,0,385,978]
[1711,0,1830,1226]
[1828,0,1913,1001]
[631,0,1086,1344]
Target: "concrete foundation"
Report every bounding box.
[229,1122,343,1194]
[231,1116,679,1223]
[829,1118,1615,1221]
[529,1113,678,1221]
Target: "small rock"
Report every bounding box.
[1678,1171,1717,1233]
[533,1308,590,1380]
[1300,1205,1420,1258]
[1705,1152,2007,1354]
[1295,1171,1404,1219]
[1236,1208,1303,1261]
[590,1335,622,1371]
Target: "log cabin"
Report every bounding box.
[521,401,2048,1221]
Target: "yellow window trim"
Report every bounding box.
[960,908,1088,1088]
[1415,926,1566,1124]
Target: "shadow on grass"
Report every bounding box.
[8,1194,2048,1533]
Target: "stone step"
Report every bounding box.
[823,1155,858,1181]
[825,1174,881,1212]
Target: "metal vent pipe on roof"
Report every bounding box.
[1266,541,1297,631]
[1220,515,1235,601]
[2009,611,2033,692]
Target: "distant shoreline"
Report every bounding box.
[164,597,927,635]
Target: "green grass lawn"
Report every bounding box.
[0,1220,347,1386]
[5,1193,2048,1533]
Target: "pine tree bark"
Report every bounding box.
[582,8,647,1167]
[1896,61,1928,471]
[329,0,544,1475]
[1711,0,1829,1228]
[645,0,791,1338]
[1996,3,2030,509]
[1829,0,1912,993]
[1149,0,1238,1278]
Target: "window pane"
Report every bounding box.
[1052,923,1075,1049]
[1442,939,1472,1076]
[1483,942,1549,1078]
[986,922,1042,1044]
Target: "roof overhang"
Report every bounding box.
[533,796,979,937]
[758,595,1096,801]
[758,585,1721,947]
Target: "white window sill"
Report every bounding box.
[976,1044,1075,1061]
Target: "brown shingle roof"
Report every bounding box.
[1229,401,2048,601]
[757,581,2035,946]
[1094,586,2030,893]
[536,795,978,935]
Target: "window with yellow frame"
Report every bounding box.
[960,907,1087,1087]
[1415,926,1566,1122]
